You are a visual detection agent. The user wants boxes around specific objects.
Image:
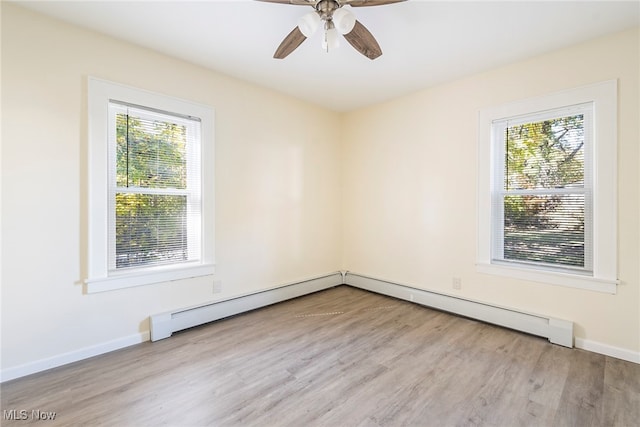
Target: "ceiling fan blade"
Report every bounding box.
[256,0,315,5]
[343,20,382,60]
[344,0,406,7]
[274,27,307,59]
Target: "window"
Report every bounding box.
[87,78,214,293]
[494,105,592,273]
[477,81,617,293]
[109,103,201,270]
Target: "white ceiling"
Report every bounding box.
[14,0,640,112]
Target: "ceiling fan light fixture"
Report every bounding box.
[322,25,340,52]
[298,11,321,38]
[332,8,356,34]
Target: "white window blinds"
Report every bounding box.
[492,103,593,273]
[107,102,202,271]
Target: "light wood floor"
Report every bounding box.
[2,286,639,426]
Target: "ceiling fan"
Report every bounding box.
[258,0,406,60]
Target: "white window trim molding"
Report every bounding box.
[86,77,215,293]
[477,80,618,294]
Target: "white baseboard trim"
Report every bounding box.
[345,272,574,348]
[151,272,343,341]
[575,338,640,364]
[0,331,150,383]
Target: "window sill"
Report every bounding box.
[85,263,215,294]
[476,263,617,294]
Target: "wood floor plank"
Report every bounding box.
[517,343,573,426]
[2,286,639,426]
[602,357,640,426]
[552,348,606,426]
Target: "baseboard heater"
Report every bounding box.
[344,272,574,348]
[150,271,573,348]
[150,272,343,341]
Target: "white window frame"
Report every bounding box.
[477,80,618,294]
[86,77,215,293]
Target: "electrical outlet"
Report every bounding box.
[213,280,222,293]
[452,277,462,290]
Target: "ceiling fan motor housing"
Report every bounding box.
[298,0,355,38]
[317,0,340,20]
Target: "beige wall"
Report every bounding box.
[1,4,342,372]
[2,3,639,377]
[342,28,639,355]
